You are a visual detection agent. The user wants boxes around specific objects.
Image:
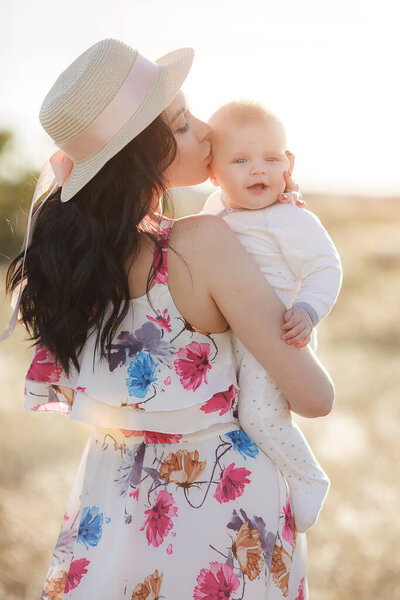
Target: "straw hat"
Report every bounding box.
[0,38,194,342]
[41,38,194,202]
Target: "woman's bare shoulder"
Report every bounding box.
[170,213,237,250]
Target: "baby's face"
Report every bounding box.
[209,120,290,210]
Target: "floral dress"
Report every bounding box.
[23,217,308,600]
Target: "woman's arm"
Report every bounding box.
[196,215,334,418]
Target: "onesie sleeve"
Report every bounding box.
[266,204,343,323]
[199,189,226,215]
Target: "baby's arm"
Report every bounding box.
[267,204,343,347]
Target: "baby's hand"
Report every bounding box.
[281,306,313,347]
[278,151,305,208]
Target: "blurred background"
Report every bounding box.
[1,1,399,598]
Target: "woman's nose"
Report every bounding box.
[194,116,212,141]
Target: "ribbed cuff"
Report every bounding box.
[293,301,319,327]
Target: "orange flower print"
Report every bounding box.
[159,449,207,489]
[131,569,163,600]
[43,569,68,600]
[270,544,292,597]
[231,521,264,581]
[50,384,75,407]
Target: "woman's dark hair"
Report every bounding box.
[5,114,180,377]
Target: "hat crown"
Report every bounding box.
[39,39,138,145]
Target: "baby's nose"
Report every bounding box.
[251,165,267,174]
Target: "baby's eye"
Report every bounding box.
[266,157,277,161]
[234,159,246,164]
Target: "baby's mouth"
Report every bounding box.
[247,183,268,191]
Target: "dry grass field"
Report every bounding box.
[0,192,399,599]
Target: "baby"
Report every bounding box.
[200,100,342,532]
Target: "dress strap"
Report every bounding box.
[153,217,174,285]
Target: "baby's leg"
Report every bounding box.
[233,335,329,533]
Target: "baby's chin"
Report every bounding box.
[228,196,279,210]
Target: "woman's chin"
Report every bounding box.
[169,169,211,189]
[191,166,212,186]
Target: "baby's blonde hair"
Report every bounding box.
[208,99,287,145]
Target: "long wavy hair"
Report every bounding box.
[4,114,180,377]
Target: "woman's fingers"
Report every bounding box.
[278,191,305,207]
[285,150,295,173]
[283,169,299,192]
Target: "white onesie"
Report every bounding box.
[200,188,343,532]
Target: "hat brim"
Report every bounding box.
[60,47,194,202]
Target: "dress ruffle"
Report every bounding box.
[23,218,239,432]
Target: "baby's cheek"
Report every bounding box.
[277,168,287,192]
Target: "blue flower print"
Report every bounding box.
[126,351,158,398]
[225,429,259,459]
[77,506,106,550]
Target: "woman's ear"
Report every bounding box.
[209,169,219,187]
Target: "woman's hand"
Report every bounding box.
[278,150,305,208]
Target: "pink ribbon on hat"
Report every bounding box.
[0,52,159,342]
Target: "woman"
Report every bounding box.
[2,39,333,599]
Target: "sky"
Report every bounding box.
[0,0,399,196]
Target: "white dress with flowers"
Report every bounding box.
[23,217,308,600]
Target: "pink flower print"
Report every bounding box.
[32,402,66,413]
[76,386,87,393]
[164,376,171,385]
[146,308,172,332]
[144,431,183,443]
[65,556,90,593]
[158,224,172,243]
[213,463,251,504]
[129,489,139,501]
[193,561,240,599]
[154,247,168,285]
[200,385,238,416]
[26,345,63,382]
[282,495,294,546]
[174,341,212,391]
[120,429,144,437]
[140,490,178,547]
[166,543,173,555]
[295,577,305,600]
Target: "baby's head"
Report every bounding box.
[208,100,291,210]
